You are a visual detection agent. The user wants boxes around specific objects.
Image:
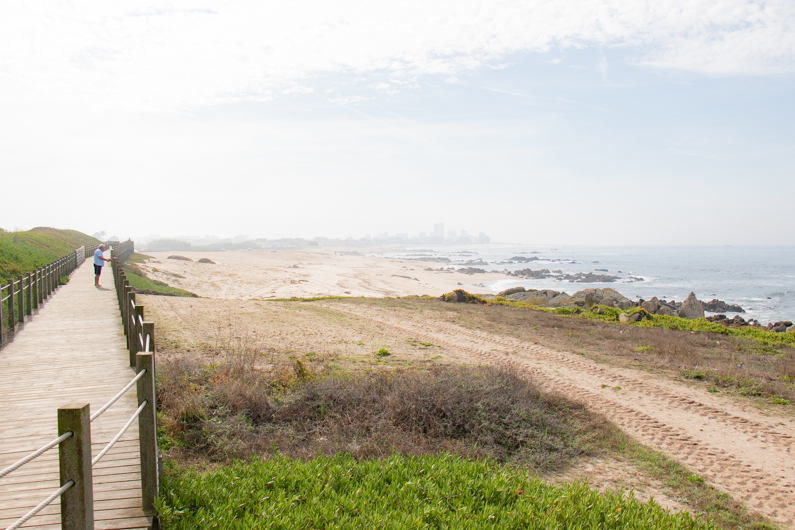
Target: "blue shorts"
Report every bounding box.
[94,264,102,276]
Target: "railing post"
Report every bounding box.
[46,263,52,297]
[123,285,132,341]
[58,404,94,530]
[7,279,15,332]
[136,352,158,516]
[0,287,4,344]
[128,293,138,366]
[38,268,44,305]
[25,273,33,316]
[17,275,24,324]
[31,270,38,311]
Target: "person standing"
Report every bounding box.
[94,244,111,287]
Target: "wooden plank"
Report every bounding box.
[0,259,151,529]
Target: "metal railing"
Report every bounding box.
[1,246,88,347]
[1,239,160,530]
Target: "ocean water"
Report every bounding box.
[374,246,795,325]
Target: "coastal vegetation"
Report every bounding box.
[0,227,98,284]
[428,293,794,405]
[150,313,775,530]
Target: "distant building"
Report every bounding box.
[433,223,444,239]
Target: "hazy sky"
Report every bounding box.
[2,1,794,245]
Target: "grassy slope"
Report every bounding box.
[0,227,99,284]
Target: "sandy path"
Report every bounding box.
[317,302,795,528]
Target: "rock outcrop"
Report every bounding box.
[702,299,745,313]
[457,267,487,275]
[497,286,526,297]
[506,289,565,305]
[511,268,552,279]
[570,288,632,310]
[440,289,487,304]
[197,258,216,264]
[678,292,705,319]
[167,255,193,261]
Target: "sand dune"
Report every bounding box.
[141,248,503,299]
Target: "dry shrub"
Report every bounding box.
[415,300,795,403]
[158,357,606,471]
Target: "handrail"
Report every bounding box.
[90,369,146,422]
[3,238,159,530]
[92,401,147,467]
[0,432,73,478]
[2,241,87,347]
[5,481,75,530]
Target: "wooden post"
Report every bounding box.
[39,267,47,305]
[142,321,156,376]
[123,285,132,343]
[128,293,137,366]
[17,276,24,324]
[31,270,38,311]
[7,279,14,332]
[58,404,94,530]
[0,286,4,344]
[136,352,158,515]
[134,304,144,348]
[46,263,52,297]
[25,273,32,316]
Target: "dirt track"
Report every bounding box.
[316,302,795,528]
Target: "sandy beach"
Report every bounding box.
[141,248,505,299]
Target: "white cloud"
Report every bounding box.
[1,0,793,112]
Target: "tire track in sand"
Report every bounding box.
[322,303,795,528]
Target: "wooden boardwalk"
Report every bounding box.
[0,257,150,529]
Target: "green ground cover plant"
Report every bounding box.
[157,453,716,530]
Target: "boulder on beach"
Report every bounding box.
[440,289,487,304]
[457,267,487,275]
[506,289,563,305]
[497,286,526,297]
[167,255,193,262]
[197,258,216,264]
[702,299,745,313]
[657,305,675,316]
[678,292,704,319]
[571,288,632,310]
[641,297,661,314]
